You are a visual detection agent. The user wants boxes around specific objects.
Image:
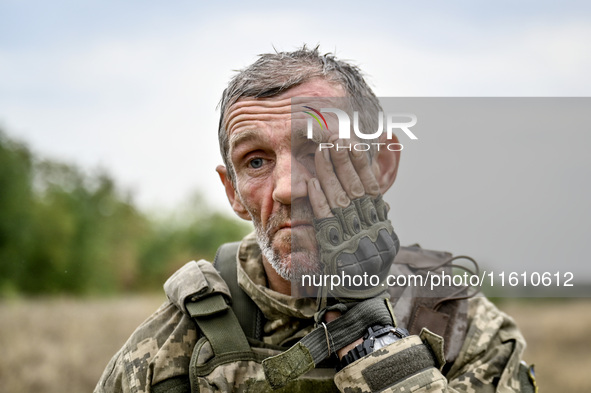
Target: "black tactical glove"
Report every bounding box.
[314,194,399,302]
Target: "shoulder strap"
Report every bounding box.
[163,259,252,357]
[185,293,251,355]
[158,259,253,393]
[213,242,266,341]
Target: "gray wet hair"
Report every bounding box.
[218,45,381,182]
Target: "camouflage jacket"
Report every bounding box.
[95,233,534,393]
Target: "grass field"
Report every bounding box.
[0,295,589,392]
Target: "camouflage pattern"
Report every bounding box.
[446,296,528,393]
[95,233,532,392]
[95,300,198,392]
[334,336,446,392]
[237,232,317,346]
[191,338,339,393]
[333,296,529,392]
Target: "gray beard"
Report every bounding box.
[235,182,321,282]
[253,223,293,280]
[251,209,321,282]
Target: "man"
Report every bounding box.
[95,47,536,392]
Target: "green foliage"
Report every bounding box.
[0,133,34,295]
[0,130,252,295]
[137,195,252,289]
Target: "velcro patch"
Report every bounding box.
[361,344,435,391]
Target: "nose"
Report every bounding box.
[273,154,310,205]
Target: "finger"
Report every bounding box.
[315,148,350,209]
[329,139,365,199]
[350,149,381,197]
[308,178,333,218]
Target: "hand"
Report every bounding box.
[308,138,400,303]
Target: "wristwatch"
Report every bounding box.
[339,325,409,369]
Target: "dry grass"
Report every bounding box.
[0,295,165,393]
[0,296,589,392]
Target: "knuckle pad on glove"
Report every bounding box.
[314,216,343,246]
[314,194,400,299]
[355,196,379,226]
[331,205,362,238]
[377,228,399,269]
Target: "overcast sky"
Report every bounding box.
[2,1,590,286]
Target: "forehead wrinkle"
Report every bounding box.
[225,103,292,132]
[226,97,292,121]
[226,112,291,135]
[224,92,346,131]
[229,97,293,112]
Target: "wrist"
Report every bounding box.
[337,338,363,360]
[323,310,364,359]
[339,325,410,370]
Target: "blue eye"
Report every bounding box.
[249,158,264,169]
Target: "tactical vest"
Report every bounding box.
[156,242,472,393]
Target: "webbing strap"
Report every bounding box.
[213,242,265,340]
[186,294,251,355]
[262,297,393,389]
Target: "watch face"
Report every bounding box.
[340,327,408,370]
[373,334,400,351]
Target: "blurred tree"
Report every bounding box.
[0,129,251,296]
[24,162,150,294]
[0,132,34,295]
[137,192,252,288]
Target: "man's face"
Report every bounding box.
[222,79,346,281]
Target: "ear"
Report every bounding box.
[372,134,401,193]
[216,165,251,221]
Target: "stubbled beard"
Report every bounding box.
[251,204,321,282]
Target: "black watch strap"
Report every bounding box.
[339,325,409,369]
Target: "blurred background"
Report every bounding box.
[1,1,590,391]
